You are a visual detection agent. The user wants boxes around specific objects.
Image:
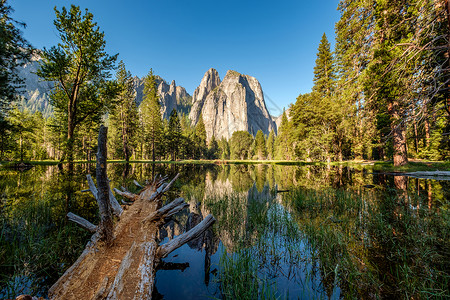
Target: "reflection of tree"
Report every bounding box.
[229,165,254,192]
[283,185,449,299]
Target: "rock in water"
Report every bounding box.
[189,69,276,141]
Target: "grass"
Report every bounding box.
[283,187,450,299]
[0,194,93,298]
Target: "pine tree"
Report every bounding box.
[194,114,207,158]
[275,110,294,160]
[108,61,138,161]
[140,69,162,162]
[266,129,275,160]
[207,135,219,159]
[168,109,182,160]
[363,0,418,166]
[313,33,335,98]
[218,137,230,160]
[230,131,253,160]
[335,0,375,159]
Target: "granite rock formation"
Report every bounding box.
[189,69,276,140]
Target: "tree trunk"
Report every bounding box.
[96,125,114,244]
[67,105,75,164]
[445,0,450,114]
[414,121,419,153]
[389,101,408,166]
[424,116,431,148]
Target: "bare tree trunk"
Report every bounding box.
[96,125,114,244]
[414,121,419,153]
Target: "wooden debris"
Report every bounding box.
[67,212,97,233]
[52,127,215,299]
[157,215,216,258]
[133,180,143,188]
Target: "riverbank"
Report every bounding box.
[1,159,449,172]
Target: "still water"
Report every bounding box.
[0,163,448,299]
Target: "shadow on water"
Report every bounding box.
[0,163,449,299]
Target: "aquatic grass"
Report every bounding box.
[0,192,93,298]
[218,248,279,300]
[283,186,450,299]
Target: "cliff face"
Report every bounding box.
[189,68,221,126]
[189,69,276,141]
[15,52,54,117]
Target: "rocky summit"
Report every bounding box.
[189,68,276,141]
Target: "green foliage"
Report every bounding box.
[218,137,230,160]
[207,135,219,159]
[0,0,31,117]
[108,61,139,161]
[37,5,118,162]
[254,130,266,160]
[140,69,162,161]
[230,131,253,160]
[275,110,294,160]
[312,33,335,98]
[167,109,182,160]
[193,114,207,159]
[266,130,275,160]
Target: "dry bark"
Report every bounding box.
[52,172,215,299]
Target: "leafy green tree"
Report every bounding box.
[37,5,117,163]
[108,61,138,161]
[218,137,230,160]
[140,69,162,161]
[254,130,266,160]
[230,131,253,160]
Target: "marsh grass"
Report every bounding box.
[284,187,450,299]
[0,193,93,298]
[203,186,333,299]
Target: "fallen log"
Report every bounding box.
[50,127,216,299]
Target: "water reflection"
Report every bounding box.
[0,163,448,298]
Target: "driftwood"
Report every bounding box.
[51,127,216,299]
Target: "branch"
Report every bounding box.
[67,212,97,233]
[156,215,216,258]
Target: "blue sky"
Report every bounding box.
[12,0,340,117]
